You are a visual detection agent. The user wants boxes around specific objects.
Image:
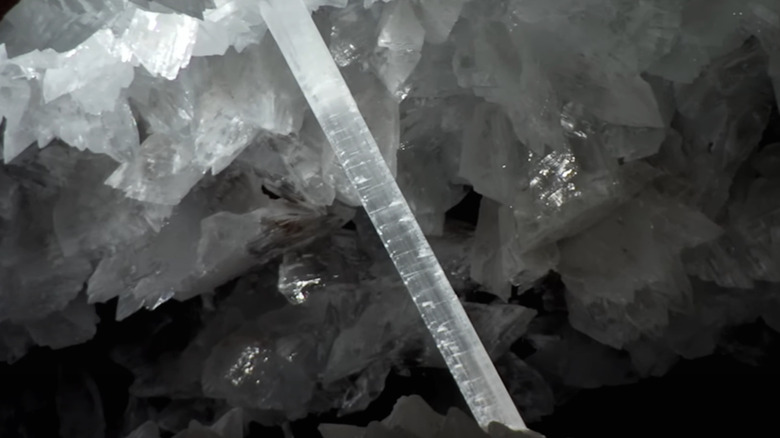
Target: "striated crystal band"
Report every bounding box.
[259,0,527,431]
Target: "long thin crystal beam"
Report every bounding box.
[258,0,527,431]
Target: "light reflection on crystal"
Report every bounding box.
[529,152,581,209]
[227,345,263,387]
[0,0,778,433]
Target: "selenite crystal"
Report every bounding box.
[1,0,780,435]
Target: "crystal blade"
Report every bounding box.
[258,0,526,430]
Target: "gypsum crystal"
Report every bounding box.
[0,0,779,434]
[259,0,526,431]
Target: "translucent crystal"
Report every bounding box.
[110,36,306,205]
[88,192,345,318]
[559,190,721,349]
[201,295,338,418]
[237,133,336,207]
[328,2,380,68]
[258,1,525,429]
[0,0,127,56]
[465,303,537,359]
[86,194,206,309]
[193,0,267,57]
[277,232,361,304]
[459,103,529,207]
[1,0,779,433]
[118,8,199,80]
[669,38,774,216]
[397,101,468,234]
[105,133,205,205]
[53,155,173,258]
[371,0,425,98]
[415,0,467,44]
[525,317,638,388]
[42,30,135,114]
[2,64,139,164]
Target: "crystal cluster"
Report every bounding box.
[0,0,779,436]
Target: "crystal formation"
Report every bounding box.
[0,0,779,436]
[258,0,525,430]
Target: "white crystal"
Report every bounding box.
[118,8,199,80]
[53,155,173,257]
[0,0,127,56]
[0,1,779,432]
[193,0,267,56]
[42,30,135,114]
[1,50,140,163]
[259,0,526,429]
[106,133,205,205]
[372,0,425,98]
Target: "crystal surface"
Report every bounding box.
[0,0,779,434]
[259,0,526,430]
